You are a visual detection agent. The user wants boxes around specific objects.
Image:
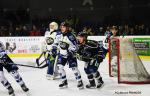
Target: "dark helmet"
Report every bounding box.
[60,22,70,27]
[77,31,88,38]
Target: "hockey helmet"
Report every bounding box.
[60,22,70,27]
[77,31,88,38]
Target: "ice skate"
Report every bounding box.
[59,80,68,89]
[86,80,96,89]
[96,78,104,88]
[21,84,29,92]
[46,74,55,80]
[8,86,15,96]
[77,80,84,90]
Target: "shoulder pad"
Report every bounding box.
[66,32,75,41]
[56,31,62,35]
[44,31,50,35]
[67,32,77,45]
[86,40,98,48]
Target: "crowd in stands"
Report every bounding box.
[0,23,149,37]
[0,10,149,37]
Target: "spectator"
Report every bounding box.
[86,27,94,35]
[22,25,29,36]
[139,24,146,35]
[83,26,88,32]
[134,25,139,35]
[30,25,41,36]
[0,26,8,36]
[98,27,103,35]
[145,27,149,35]
[124,24,130,35]
[0,26,4,36]
[14,26,22,36]
[8,23,14,36]
[130,27,134,35]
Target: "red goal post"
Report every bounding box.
[108,37,150,84]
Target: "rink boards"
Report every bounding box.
[0,36,150,61]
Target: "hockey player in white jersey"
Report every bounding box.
[44,22,61,80]
[0,41,29,96]
[57,22,84,89]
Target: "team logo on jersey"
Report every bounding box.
[60,41,69,50]
[46,37,54,45]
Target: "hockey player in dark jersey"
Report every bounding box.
[0,42,29,96]
[57,22,84,89]
[76,32,107,89]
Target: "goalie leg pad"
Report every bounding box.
[47,59,54,75]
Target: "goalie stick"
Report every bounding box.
[36,51,47,66]
[35,49,59,71]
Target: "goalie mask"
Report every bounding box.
[49,22,58,32]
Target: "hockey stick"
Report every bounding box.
[36,51,47,66]
[8,63,42,68]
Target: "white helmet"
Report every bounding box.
[49,22,58,32]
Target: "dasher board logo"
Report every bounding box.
[6,42,16,53]
[29,45,40,53]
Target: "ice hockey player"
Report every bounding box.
[76,32,107,89]
[44,21,61,80]
[103,26,118,49]
[104,26,118,72]
[0,41,29,96]
[57,22,84,89]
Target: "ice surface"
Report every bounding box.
[0,58,150,96]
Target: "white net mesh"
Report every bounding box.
[109,38,150,84]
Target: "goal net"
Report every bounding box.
[109,37,150,84]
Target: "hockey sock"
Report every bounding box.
[87,74,96,85]
[58,65,67,81]
[93,71,103,84]
[72,67,82,82]
[0,71,12,89]
[10,70,25,86]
